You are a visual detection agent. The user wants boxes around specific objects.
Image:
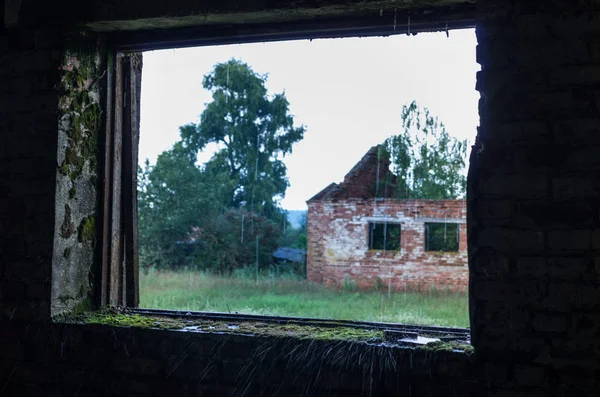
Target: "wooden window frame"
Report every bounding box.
[96,11,475,309]
[100,52,142,308]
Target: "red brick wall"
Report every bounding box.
[307,199,468,292]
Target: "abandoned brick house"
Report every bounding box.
[307,146,468,291]
[3,0,600,396]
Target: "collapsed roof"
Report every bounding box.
[308,145,398,202]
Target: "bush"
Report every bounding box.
[342,276,358,293]
[187,209,282,275]
[373,277,385,291]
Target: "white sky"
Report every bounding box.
[139,28,480,210]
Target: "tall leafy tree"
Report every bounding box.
[179,59,305,218]
[138,59,304,272]
[383,101,467,199]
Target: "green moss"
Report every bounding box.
[78,216,96,244]
[274,324,383,341]
[420,340,474,355]
[80,102,101,171]
[59,48,102,185]
[63,311,385,343]
[85,313,157,328]
[59,159,69,176]
[68,186,77,199]
[72,297,91,315]
[63,247,71,259]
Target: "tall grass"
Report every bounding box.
[139,268,469,328]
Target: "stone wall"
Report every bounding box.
[0,14,63,324]
[0,319,478,396]
[469,1,600,394]
[307,199,468,291]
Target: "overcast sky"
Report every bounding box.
[139,28,480,210]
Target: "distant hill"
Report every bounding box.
[286,210,307,229]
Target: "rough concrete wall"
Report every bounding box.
[469,1,600,394]
[51,43,103,316]
[307,199,468,291]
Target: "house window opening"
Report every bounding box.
[425,222,459,252]
[369,222,401,251]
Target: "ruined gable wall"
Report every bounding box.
[308,199,468,291]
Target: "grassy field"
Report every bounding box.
[139,269,469,328]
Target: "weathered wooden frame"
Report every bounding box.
[101,52,142,307]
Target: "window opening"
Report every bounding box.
[425,222,459,252]
[369,222,401,251]
[129,29,477,328]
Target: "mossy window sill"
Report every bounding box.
[57,309,473,355]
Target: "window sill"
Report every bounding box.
[57,308,472,354]
[367,250,402,254]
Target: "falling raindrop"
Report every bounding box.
[375,146,381,199]
[241,214,245,243]
[225,63,230,104]
[255,235,259,282]
[370,223,375,249]
[255,134,259,182]
[383,221,388,252]
[388,264,392,300]
[444,214,447,242]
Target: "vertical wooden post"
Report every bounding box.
[100,51,115,308]
[109,53,124,306]
[124,53,142,307]
[101,52,142,308]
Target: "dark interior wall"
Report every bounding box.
[470,1,600,394]
[0,320,479,396]
[1,0,600,396]
[0,4,63,323]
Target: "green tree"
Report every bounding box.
[383,101,467,199]
[137,143,228,269]
[138,59,304,273]
[179,59,305,218]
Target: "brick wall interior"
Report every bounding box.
[307,199,468,291]
[2,0,600,395]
